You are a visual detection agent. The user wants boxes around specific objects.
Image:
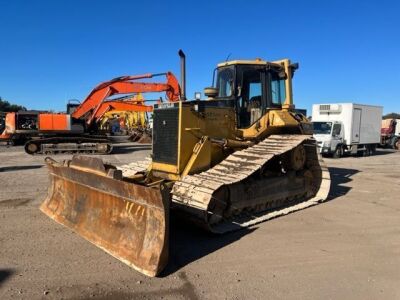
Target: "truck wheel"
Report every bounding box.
[25,142,39,154]
[370,144,377,155]
[333,145,343,158]
[363,145,371,157]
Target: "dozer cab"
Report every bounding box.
[40,51,331,277]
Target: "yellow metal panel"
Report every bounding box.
[238,110,300,139]
[177,104,202,174]
[272,59,294,108]
[151,162,179,174]
[177,104,236,174]
[182,136,212,176]
[151,170,180,181]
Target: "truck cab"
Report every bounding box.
[313,120,343,156]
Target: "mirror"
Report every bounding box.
[278,71,287,79]
[204,87,218,98]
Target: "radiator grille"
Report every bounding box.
[319,104,331,111]
[319,104,342,113]
[153,107,179,164]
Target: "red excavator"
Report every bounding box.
[0,72,181,154]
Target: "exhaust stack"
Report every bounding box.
[178,49,186,100]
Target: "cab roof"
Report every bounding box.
[217,58,287,68]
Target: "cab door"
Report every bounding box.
[235,66,266,129]
[352,108,361,143]
[331,122,343,151]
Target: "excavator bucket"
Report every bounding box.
[40,156,169,277]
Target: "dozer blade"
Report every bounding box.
[40,156,169,277]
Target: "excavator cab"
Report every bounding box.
[66,100,81,114]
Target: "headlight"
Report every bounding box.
[323,141,331,147]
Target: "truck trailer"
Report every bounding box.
[312,103,382,158]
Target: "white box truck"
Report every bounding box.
[312,103,382,158]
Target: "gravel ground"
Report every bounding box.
[0,144,399,299]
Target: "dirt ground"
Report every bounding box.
[1,144,400,300]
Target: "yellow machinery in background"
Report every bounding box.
[99,93,152,142]
[100,110,147,132]
[40,51,331,277]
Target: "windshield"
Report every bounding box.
[215,66,235,97]
[313,121,332,134]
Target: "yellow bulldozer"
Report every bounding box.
[40,50,330,277]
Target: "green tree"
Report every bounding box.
[383,113,400,120]
[0,97,27,112]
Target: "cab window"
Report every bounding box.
[249,82,262,104]
[216,67,234,97]
[332,124,341,136]
[270,72,286,105]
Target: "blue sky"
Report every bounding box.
[0,0,399,115]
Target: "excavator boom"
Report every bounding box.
[72,72,180,125]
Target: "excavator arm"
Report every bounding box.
[71,72,180,125]
[91,100,153,125]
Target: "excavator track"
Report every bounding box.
[24,136,113,155]
[171,134,330,233]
